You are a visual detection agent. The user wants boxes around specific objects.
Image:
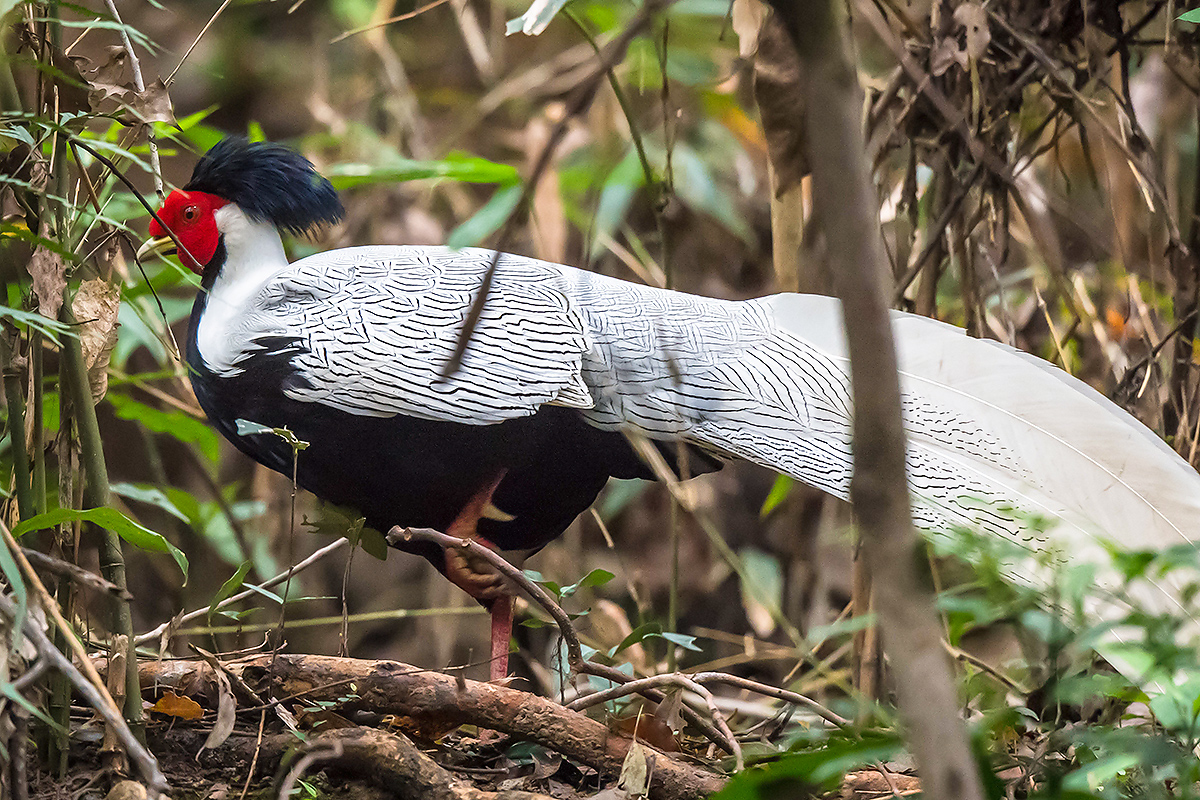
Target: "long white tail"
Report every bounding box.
[563,267,1200,644]
[630,291,1200,633]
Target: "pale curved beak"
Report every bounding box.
[136,235,176,262]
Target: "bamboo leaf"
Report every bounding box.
[12,507,187,578]
[447,183,522,249]
[328,154,519,189]
[208,561,252,623]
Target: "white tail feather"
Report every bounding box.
[729,295,1200,646]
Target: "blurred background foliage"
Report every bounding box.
[0,0,1199,794]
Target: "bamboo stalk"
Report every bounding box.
[58,304,144,738]
[1,334,33,519]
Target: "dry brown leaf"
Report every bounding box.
[89,46,129,86]
[200,665,237,752]
[79,46,134,116]
[26,241,65,320]
[75,46,174,126]
[293,706,357,731]
[610,710,680,753]
[930,37,965,76]
[16,29,89,115]
[149,691,203,721]
[127,79,175,126]
[617,739,652,798]
[954,3,991,61]
[72,278,120,402]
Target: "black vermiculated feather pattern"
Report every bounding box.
[185,137,344,236]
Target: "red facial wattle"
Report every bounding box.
[151,190,228,272]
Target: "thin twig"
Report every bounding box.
[393,526,583,665]
[331,0,453,43]
[20,547,131,598]
[173,605,482,638]
[277,742,344,800]
[439,0,673,381]
[568,670,849,730]
[564,673,748,766]
[69,137,200,266]
[134,538,350,646]
[166,0,234,85]
[389,525,737,754]
[100,0,161,197]
[0,521,122,724]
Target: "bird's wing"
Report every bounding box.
[246,246,595,423]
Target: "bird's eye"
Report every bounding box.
[182,205,200,222]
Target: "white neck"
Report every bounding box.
[195,205,290,375]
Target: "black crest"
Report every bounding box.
[185,137,344,236]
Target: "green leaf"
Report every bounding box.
[13,507,187,578]
[672,143,751,243]
[359,527,388,561]
[111,482,189,522]
[1,680,65,732]
[580,568,614,588]
[0,223,80,265]
[1178,7,1200,22]
[304,504,386,560]
[658,631,701,652]
[234,419,273,436]
[174,105,219,133]
[759,475,793,518]
[27,17,158,53]
[235,419,309,451]
[208,561,253,623]
[447,183,523,249]
[714,734,903,799]
[610,621,662,657]
[806,612,877,645]
[739,547,783,637]
[589,148,646,258]
[107,393,220,464]
[0,297,76,344]
[327,154,519,189]
[163,487,246,566]
[0,536,27,649]
[507,0,571,35]
[558,568,615,598]
[608,623,701,656]
[1063,753,1140,794]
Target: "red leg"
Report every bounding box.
[441,471,516,682]
[489,595,513,682]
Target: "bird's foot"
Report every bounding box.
[443,540,510,602]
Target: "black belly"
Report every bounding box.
[185,354,706,576]
[185,294,720,572]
